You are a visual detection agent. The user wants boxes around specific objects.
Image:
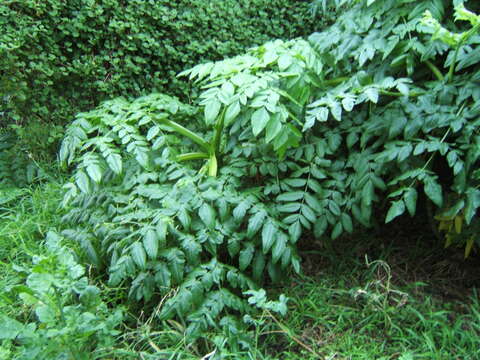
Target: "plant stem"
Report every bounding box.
[176,152,209,162]
[324,77,349,86]
[447,23,480,82]
[447,45,461,82]
[212,108,226,157]
[159,119,210,152]
[424,60,444,81]
[380,90,425,97]
[208,154,218,177]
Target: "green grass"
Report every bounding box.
[255,254,480,360]
[0,181,65,318]
[0,181,479,359]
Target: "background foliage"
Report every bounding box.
[0,0,316,128]
[0,0,318,187]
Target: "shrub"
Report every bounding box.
[59,0,480,352]
[59,92,298,346]
[0,0,317,128]
[303,0,480,255]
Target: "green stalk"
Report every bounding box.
[212,108,226,158]
[447,23,480,82]
[424,60,444,81]
[447,45,461,82]
[208,154,218,177]
[159,118,211,152]
[287,109,303,127]
[323,77,349,86]
[176,152,209,162]
[274,88,303,107]
[379,90,425,97]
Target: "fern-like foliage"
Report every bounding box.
[183,0,480,244]
[60,93,298,341]
[61,0,480,347]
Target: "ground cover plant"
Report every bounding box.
[1,0,480,358]
[0,232,123,360]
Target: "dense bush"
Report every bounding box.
[59,92,295,348]
[58,0,479,354]
[0,0,316,128]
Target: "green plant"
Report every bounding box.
[181,0,480,248]
[0,123,64,187]
[59,92,301,351]
[0,231,123,360]
[59,0,480,351]
[0,131,38,187]
[0,181,66,322]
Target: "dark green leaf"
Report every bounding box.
[331,222,343,239]
[314,217,328,237]
[262,221,277,254]
[144,229,159,260]
[252,252,266,281]
[131,242,147,269]
[199,203,216,229]
[328,201,341,216]
[76,170,91,193]
[301,204,317,223]
[247,210,267,237]
[239,243,255,271]
[341,213,353,233]
[278,203,302,212]
[404,188,417,216]
[265,114,282,143]
[272,233,287,264]
[424,178,443,207]
[385,200,405,223]
[156,220,167,248]
[155,263,171,288]
[362,180,374,207]
[277,191,304,202]
[288,221,302,243]
[233,200,250,221]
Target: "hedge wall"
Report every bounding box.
[0,0,317,126]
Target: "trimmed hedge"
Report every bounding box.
[0,0,317,126]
